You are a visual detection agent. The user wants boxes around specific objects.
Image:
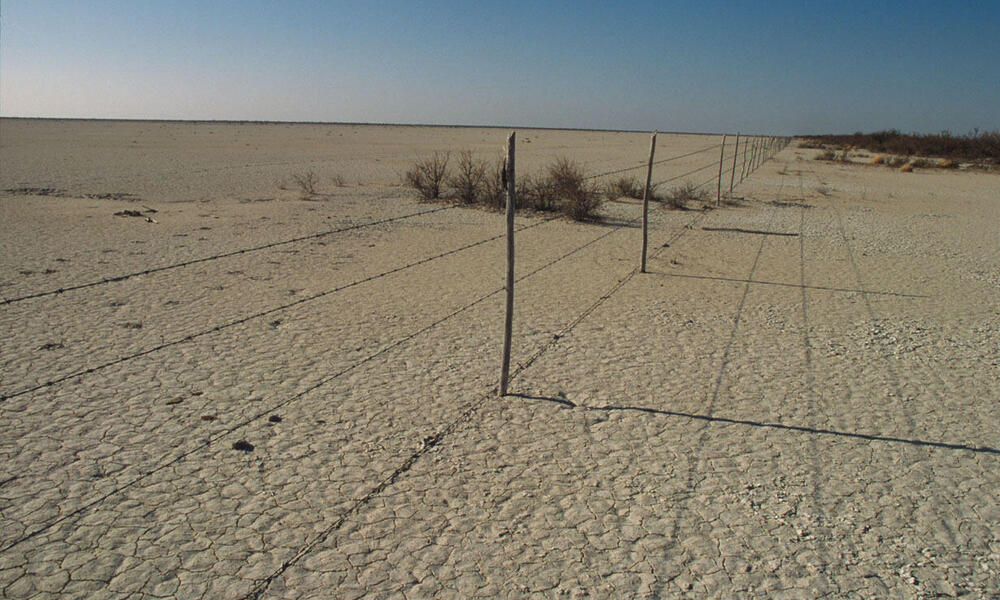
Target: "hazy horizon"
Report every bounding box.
[2,1,998,136]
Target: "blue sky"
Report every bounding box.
[1,1,998,134]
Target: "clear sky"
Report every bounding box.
[1,1,998,135]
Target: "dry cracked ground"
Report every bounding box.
[1,121,998,599]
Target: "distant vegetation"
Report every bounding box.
[801,129,1000,165]
[404,152,710,221]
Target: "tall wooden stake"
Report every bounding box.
[640,131,657,273]
[499,131,515,397]
[716,134,727,206]
[728,132,740,198]
[740,136,749,182]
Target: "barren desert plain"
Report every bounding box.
[0,118,998,598]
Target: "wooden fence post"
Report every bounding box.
[499,131,516,397]
[716,134,727,206]
[740,136,749,182]
[729,132,740,198]
[640,131,657,273]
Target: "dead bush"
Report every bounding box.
[546,158,602,221]
[815,150,836,161]
[482,159,507,211]
[292,171,319,198]
[449,151,488,204]
[404,152,450,201]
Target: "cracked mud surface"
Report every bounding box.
[1,121,998,598]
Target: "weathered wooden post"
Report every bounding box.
[729,132,740,198]
[716,134,727,206]
[640,131,657,273]
[740,136,749,182]
[499,131,515,397]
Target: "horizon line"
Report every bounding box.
[0,115,791,138]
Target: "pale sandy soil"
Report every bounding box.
[0,119,998,599]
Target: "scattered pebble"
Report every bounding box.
[166,397,183,405]
[268,415,282,423]
[232,440,254,452]
[200,415,216,421]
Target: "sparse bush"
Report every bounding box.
[449,151,488,204]
[659,182,709,209]
[292,171,319,198]
[938,158,957,169]
[483,159,507,210]
[546,158,602,221]
[909,158,933,169]
[872,154,884,165]
[332,174,346,187]
[517,173,559,213]
[899,163,913,172]
[886,156,908,168]
[604,175,644,200]
[816,150,836,161]
[404,152,451,201]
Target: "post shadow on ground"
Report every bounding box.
[507,393,998,456]
[641,269,929,299]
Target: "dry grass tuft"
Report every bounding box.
[604,175,645,200]
[872,154,885,165]
[658,182,708,209]
[899,163,914,173]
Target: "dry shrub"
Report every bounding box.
[292,171,319,198]
[449,151,487,204]
[604,175,644,200]
[872,154,885,165]
[483,159,507,210]
[815,150,836,161]
[909,158,933,169]
[899,163,914,172]
[517,173,559,213]
[405,152,450,201]
[938,158,957,169]
[546,158,602,221]
[659,182,708,209]
[886,155,908,168]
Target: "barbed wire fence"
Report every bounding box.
[496,130,789,393]
[0,128,793,562]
